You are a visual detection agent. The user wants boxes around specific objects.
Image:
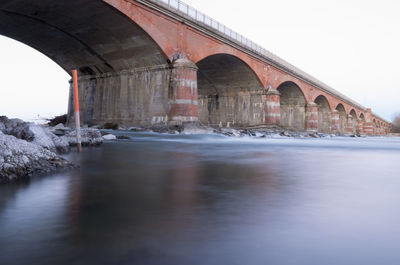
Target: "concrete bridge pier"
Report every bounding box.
[264,89,281,126]
[364,121,374,135]
[357,119,365,135]
[331,110,340,134]
[71,65,172,128]
[305,102,318,132]
[345,115,354,134]
[67,80,74,126]
[364,109,374,135]
[168,58,199,125]
[67,58,201,128]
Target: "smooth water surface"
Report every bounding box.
[1,133,400,265]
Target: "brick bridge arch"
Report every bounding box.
[0,0,390,134]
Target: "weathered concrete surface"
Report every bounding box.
[264,89,281,126]
[331,110,340,134]
[72,66,171,128]
[305,102,318,132]
[336,104,347,134]
[277,82,306,130]
[197,54,265,127]
[169,58,199,124]
[315,95,331,133]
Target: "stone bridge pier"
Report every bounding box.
[68,58,202,128]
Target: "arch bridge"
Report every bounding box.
[0,0,390,134]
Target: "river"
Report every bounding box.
[1,132,400,265]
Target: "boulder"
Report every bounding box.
[62,128,103,146]
[102,134,117,140]
[0,132,71,183]
[28,124,70,153]
[49,123,71,136]
[0,116,35,141]
[0,116,69,153]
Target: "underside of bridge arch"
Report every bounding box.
[359,113,365,133]
[277,82,306,130]
[0,0,175,127]
[197,54,264,127]
[0,0,168,74]
[373,120,378,134]
[350,109,358,133]
[336,104,347,134]
[314,95,331,133]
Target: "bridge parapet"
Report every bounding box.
[141,0,383,119]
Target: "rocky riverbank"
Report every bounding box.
[0,117,368,183]
[0,116,103,183]
[112,122,356,139]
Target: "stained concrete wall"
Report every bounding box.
[76,66,172,127]
[350,110,358,134]
[198,92,264,127]
[197,54,264,128]
[278,82,306,130]
[336,104,347,134]
[315,96,331,133]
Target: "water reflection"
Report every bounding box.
[1,134,400,265]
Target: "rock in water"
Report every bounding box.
[102,134,117,140]
[0,131,71,183]
[62,128,103,146]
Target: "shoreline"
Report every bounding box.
[0,117,394,184]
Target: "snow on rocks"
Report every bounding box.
[0,132,71,183]
[102,134,117,140]
[0,116,69,153]
[0,116,103,183]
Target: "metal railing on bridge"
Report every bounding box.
[145,0,388,122]
[151,0,282,66]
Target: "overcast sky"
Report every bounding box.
[0,0,399,122]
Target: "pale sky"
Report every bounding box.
[0,0,399,122]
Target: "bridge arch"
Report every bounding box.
[349,109,358,134]
[197,53,265,127]
[277,81,307,130]
[335,103,347,133]
[359,113,366,134]
[0,0,169,75]
[314,95,331,133]
[0,0,180,126]
[194,51,266,86]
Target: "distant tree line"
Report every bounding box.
[392,113,400,133]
